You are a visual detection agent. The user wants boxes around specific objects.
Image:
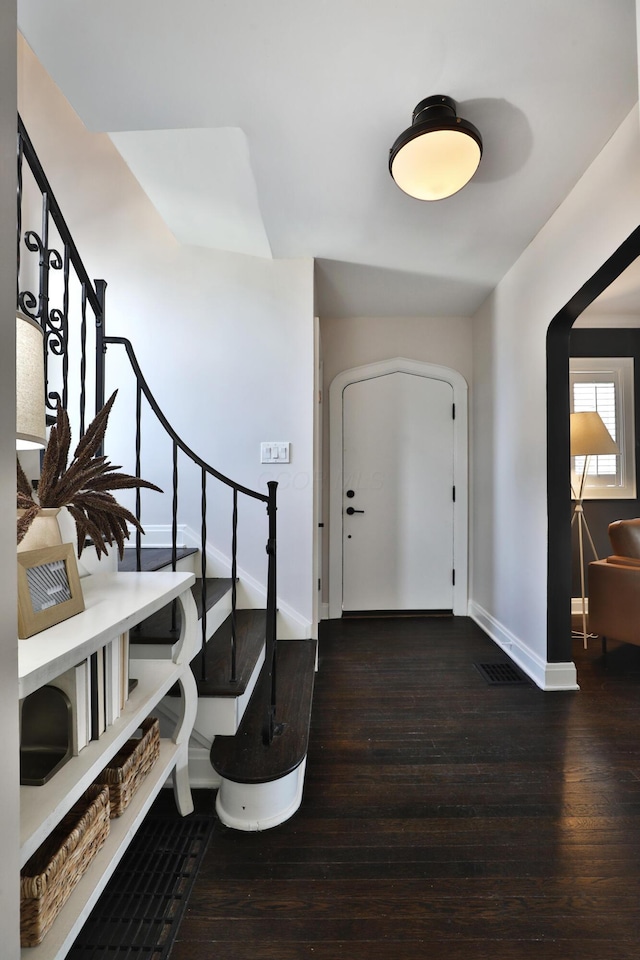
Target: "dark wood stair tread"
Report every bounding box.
[118,546,198,572]
[191,609,266,697]
[210,638,317,784]
[130,578,233,644]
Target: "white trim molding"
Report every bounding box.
[469,600,579,691]
[143,524,312,639]
[328,358,469,619]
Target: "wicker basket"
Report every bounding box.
[95,717,160,817]
[20,785,110,947]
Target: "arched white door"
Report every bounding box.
[329,359,468,618]
[342,371,454,611]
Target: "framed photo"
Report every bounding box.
[18,543,85,639]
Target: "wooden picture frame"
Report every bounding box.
[18,543,85,639]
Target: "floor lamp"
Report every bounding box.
[570,411,619,648]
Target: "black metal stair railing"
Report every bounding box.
[16,113,281,745]
[17,114,106,430]
[103,335,279,721]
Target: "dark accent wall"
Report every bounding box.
[569,327,640,595]
[547,225,640,664]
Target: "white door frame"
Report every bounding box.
[312,317,322,638]
[329,358,468,619]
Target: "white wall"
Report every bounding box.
[470,106,640,689]
[319,315,473,607]
[321,315,473,389]
[1,19,20,956]
[18,39,316,631]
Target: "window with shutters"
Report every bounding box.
[569,357,636,499]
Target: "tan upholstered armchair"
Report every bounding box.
[588,519,640,652]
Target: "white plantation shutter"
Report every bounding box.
[569,357,636,499]
[572,380,617,477]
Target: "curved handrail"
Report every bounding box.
[104,335,269,504]
[107,336,278,741]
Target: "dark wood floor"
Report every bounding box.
[170,615,640,959]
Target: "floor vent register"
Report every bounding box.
[68,812,213,959]
[474,661,531,685]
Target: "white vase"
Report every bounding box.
[17,506,118,577]
[17,508,62,553]
[56,505,118,577]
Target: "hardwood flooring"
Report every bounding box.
[169,615,640,959]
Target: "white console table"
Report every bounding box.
[18,571,198,960]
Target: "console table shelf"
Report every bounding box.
[18,572,196,699]
[18,571,198,960]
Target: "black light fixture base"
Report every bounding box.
[412,94,458,125]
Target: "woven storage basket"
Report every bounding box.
[20,784,110,947]
[95,716,160,817]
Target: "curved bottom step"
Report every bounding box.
[215,756,306,831]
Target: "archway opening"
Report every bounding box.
[546,225,640,664]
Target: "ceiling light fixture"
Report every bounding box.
[389,95,483,201]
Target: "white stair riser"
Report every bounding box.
[192,645,265,737]
[173,554,200,575]
[156,642,265,744]
[216,757,307,831]
[130,591,232,660]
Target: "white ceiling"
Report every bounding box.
[17,0,639,318]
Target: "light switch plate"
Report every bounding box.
[261,442,290,464]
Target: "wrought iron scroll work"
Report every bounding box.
[19,198,67,413]
[17,114,105,428]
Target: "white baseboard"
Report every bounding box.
[187,744,222,790]
[320,602,330,620]
[137,524,188,548]
[468,600,579,691]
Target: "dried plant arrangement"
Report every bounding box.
[17,391,162,558]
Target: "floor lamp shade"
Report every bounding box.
[570,411,619,458]
[16,312,46,450]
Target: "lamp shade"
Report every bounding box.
[389,95,482,201]
[570,411,619,457]
[16,312,46,450]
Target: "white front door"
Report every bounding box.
[342,371,454,611]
